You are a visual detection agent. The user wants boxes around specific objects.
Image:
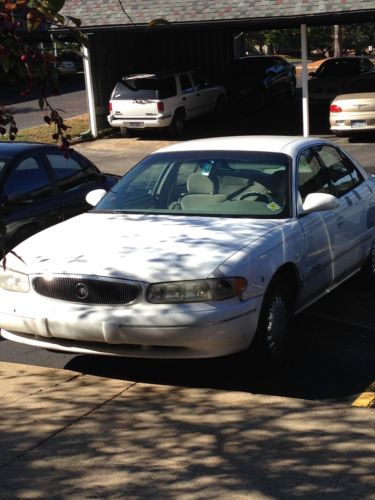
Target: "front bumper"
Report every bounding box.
[0,290,262,359]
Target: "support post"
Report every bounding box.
[301,24,309,137]
[82,38,98,139]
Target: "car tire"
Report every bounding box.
[168,110,185,138]
[251,276,294,365]
[214,95,227,117]
[357,240,375,288]
[120,127,132,138]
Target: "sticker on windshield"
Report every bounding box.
[201,162,213,176]
[266,202,281,212]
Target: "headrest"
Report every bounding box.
[187,173,214,194]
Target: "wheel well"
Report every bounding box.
[269,263,300,302]
[174,107,185,118]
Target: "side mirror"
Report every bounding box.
[86,189,106,206]
[302,193,339,214]
[308,71,316,77]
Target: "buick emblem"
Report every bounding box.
[75,282,89,300]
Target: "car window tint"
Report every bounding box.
[179,74,194,93]
[46,153,88,193]
[191,72,208,89]
[314,145,360,197]
[112,77,177,100]
[4,156,51,199]
[297,148,332,201]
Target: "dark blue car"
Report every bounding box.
[0,142,119,254]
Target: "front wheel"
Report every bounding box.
[252,277,294,365]
[356,240,375,288]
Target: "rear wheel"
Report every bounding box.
[252,276,294,365]
[168,110,185,138]
[357,240,375,288]
[120,127,132,138]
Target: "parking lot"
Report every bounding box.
[1,95,375,498]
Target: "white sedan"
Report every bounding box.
[1,136,375,364]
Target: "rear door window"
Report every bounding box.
[46,153,90,193]
[179,74,194,93]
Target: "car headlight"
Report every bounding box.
[146,277,247,303]
[0,268,30,292]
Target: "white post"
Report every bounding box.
[301,24,309,137]
[82,41,98,138]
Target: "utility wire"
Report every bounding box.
[117,0,135,25]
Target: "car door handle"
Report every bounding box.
[182,97,186,101]
[196,93,200,97]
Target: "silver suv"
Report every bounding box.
[107,70,227,137]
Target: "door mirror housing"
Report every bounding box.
[302,192,340,214]
[86,189,106,206]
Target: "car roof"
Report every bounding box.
[152,136,328,156]
[0,142,58,157]
[122,71,192,80]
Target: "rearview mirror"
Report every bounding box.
[86,189,106,206]
[302,193,339,213]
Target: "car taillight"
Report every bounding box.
[330,104,342,113]
[109,102,113,112]
[157,102,164,113]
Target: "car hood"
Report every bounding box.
[14,213,284,282]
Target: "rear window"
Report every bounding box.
[316,60,361,77]
[112,76,177,100]
[343,76,375,93]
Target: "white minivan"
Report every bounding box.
[107,70,227,137]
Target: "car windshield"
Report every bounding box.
[316,60,361,77]
[95,151,291,219]
[112,76,177,100]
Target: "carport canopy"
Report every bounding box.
[59,0,375,138]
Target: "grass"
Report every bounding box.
[1,114,89,144]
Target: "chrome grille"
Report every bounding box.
[32,276,141,305]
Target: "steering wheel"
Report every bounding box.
[239,191,272,202]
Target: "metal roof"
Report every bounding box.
[61,0,375,30]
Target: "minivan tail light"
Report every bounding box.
[157,102,164,113]
[330,104,342,113]
[109,102,113,112]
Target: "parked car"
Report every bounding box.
[1,136,375,365]
[222,55,296,107]
[309,56,374,103]
[107,70,227,137]
[329,72,375,135]
[57,60,77,77]
[0,142,119,254]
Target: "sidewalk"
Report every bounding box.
[1,361,374,498]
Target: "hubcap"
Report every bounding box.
[265,293,288,355]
